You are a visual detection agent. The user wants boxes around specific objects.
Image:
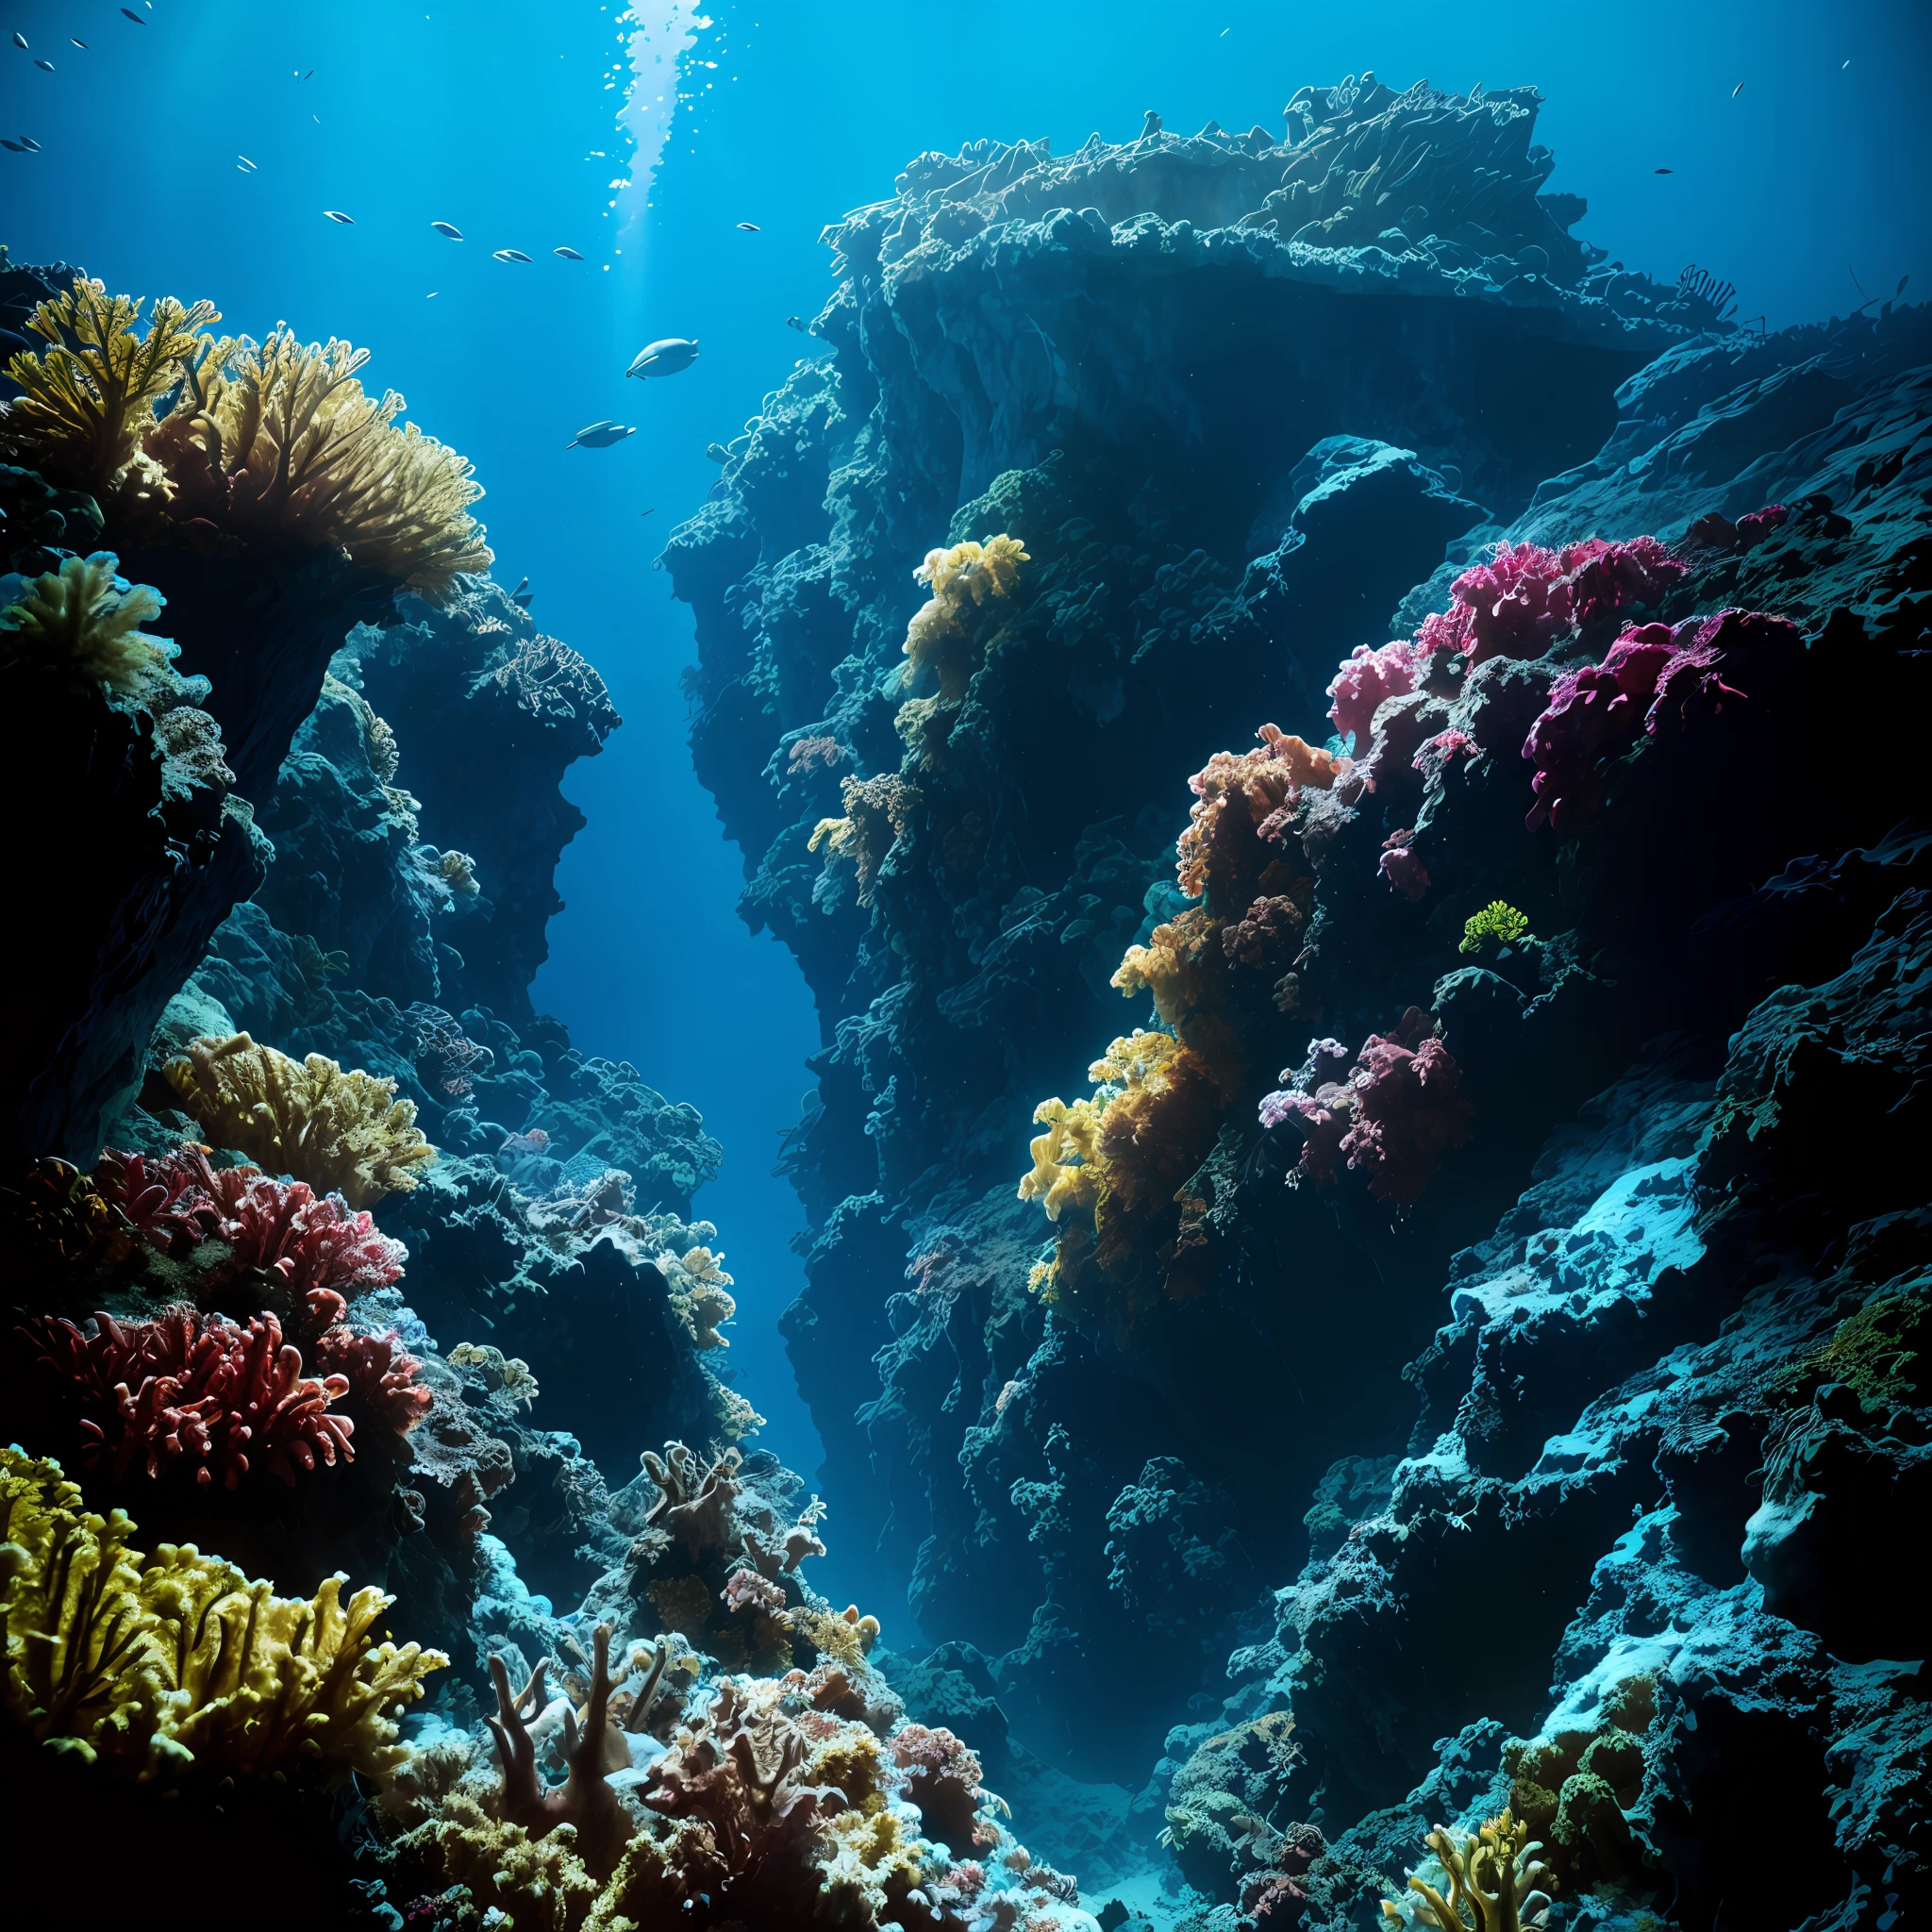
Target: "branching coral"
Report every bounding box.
[0,275,220,497]
[23,1305,357,1489]
[0,552,172,694]
[664,1245,738,1350]
[892,1724,986,1855]
[144,325,491,596]
[448,1341,541,1409]
[1382,1808,1554,1932]
[810,773,924,907]
[94,1143,408,1313]
[1175,725,1340,908]
[162,1033,436,1208]
[900,534,1029,700]
[0,1445,444,1780]
[1458,902,1533,956]
[1259,1008,1470,1207]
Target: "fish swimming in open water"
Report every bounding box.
[627,339,700,378]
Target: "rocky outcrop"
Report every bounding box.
[663,64,1932,1927]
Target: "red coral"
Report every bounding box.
[1411,727,1479,784]
[308,1306,432,1436]
[25,1305,355,1488]
[1326,641,1417,751]
[94,1145,407,1307]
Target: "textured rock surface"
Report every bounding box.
[664,71,1932,1928]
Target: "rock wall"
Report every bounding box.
[664,71,1932,1924]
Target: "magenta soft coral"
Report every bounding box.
[1259,1010,1469,1207]
[25,1305,356,1488]
[1326,641,1418,751]
[94,1145,407,1307]
[1522,608,1791,834]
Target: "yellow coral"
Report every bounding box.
[670,1246,738,1349]
[0,275,221,497]
[0,1447,445,1783]
[900,533,1029,701]
[399,1790,604,1932]
[809,774,924,907]
[1018,1095,1109,1224]
[145,325,491,597]
[1383,1808,1554,1932]
[0,551,171,695]
[162,1031,436,1208]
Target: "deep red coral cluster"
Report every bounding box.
[1259,1008,1470,1208]
[1522,608,1794,834]
[25,1305,356,1488]
[94,1144,408,1307]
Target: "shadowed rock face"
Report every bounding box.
[664,68,1932,1924]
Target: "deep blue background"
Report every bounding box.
[8,0,1928,1596]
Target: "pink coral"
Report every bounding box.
[1565,534,1686,626]
[1378,835,1431,903]
[25,1304,356,1488]
[1259,1010,1469,1207]
[1411,727,1479,784]
[891,1723,987,1854]
[1326,641,1417,751]
[1522,609,1787,835]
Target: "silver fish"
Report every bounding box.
[736,221,760,232]
[120,7,144,22]
[625,337,699,378]
[567,421,636,450]
[10,32,25,49]
[238,155,257,169]
[0,140,24,153]
[1732,82,1743,97]
[554,246,585,260]
[72,38,88,47]
[432,221,463,239]
[325,208,355,224]
[34,58,53,71]
[492,248,533,263]
[19,136,41,151]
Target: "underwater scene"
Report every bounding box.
[2,0,1929,1926]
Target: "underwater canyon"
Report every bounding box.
[1,56,1928,1932]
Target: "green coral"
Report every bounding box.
[0,552,172,694]
[1383,1808,1554,1931]
[1768,1291,1924,1412]
[1458,901,1534,957]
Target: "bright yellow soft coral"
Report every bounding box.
[0,552,171,695]
[0,1447,445,1783]
[1384,1808,1555,1932]
[163,1031,436,1208]
[899,533,1029,701]
[0,275,221,497]
[146,325,492,597]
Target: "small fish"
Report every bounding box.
[736,221,760,231]
[121,7,145,22]
[627,337,699,377]
[325,208,356,224]
[238,155,257,169]
[426,291,439,298]
[431,220,463,239]
[785,315,806,332]
[554,245,585,260]
[1842,58,1850,68]
[0,140,24,153]
[1654,167,1674,175]
[33,58,52,71]
[301,68,314,79]
[640,508,657,517]
[491,248,533,263]
[10,32,25,50]
[71,38,88,48]
[705,441,730,462]
[567,421,636,449]
[1899,275,1911,295]
[1731,82,1743,97]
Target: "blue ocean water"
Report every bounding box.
[6,0,1926,1555]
